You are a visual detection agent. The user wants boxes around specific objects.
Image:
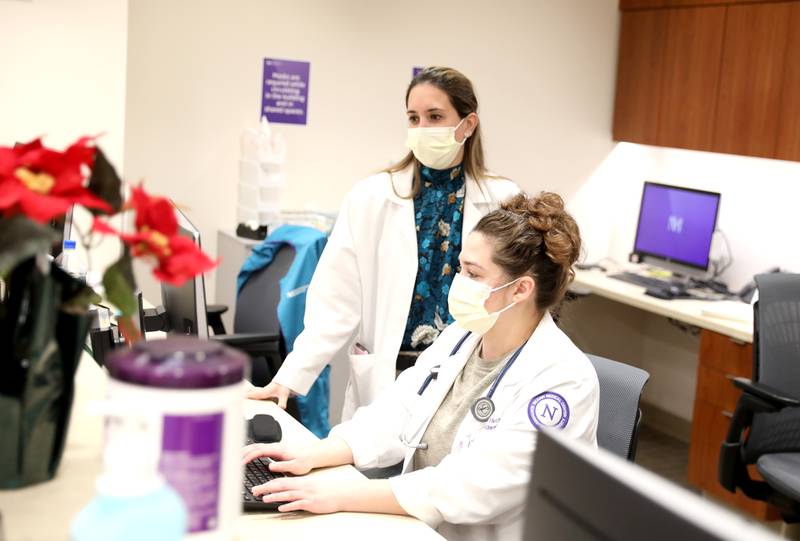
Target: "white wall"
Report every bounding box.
[123,0,620,303]
[0,0,129,274]
[0,0,128,170]
[570,143,800,291]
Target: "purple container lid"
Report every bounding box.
[106,337,248,389]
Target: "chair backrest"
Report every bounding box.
[234,244,296,334]
[586,354,650,461]
[754,273,800,398]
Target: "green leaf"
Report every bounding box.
[0,216,59,276]
[61,284,103,315]
[102,251,137,317]
[87,147,123,214]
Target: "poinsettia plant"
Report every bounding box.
[0,136,217,342]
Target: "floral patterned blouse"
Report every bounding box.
[401,164,466,351]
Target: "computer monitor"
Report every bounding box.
[523,429,780,541]
[160,205,209,339]
[632,182,721,278]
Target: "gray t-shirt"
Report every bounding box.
[413,341,509,470]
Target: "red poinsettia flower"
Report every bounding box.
[0,137,112,223]
[93,184,217,286]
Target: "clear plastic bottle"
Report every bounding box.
[70,428,187,541]
[54,239,87,280]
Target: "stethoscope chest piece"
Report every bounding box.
[471,396,495,422]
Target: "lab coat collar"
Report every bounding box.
[385,165,491,207]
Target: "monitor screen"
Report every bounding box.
[633,182,720,271]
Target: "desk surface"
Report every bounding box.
[0,354,443,541]
[573,269,753,343]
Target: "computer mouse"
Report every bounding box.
[644,286,674,300]
[248,414,282,444]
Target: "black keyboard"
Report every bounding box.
[243,457,288,511]
[609,271,672,290]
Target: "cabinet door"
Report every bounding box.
[776,2,800,161]
[713,2,794,158]
[688,330,779,520]
[620,0,782,8]
[613,10,668,144]
[657,6,726,151]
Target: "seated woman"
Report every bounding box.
[243,192,600,541]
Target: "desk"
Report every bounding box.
[0,353,444,541]
[572,269,752,343]
[567,269,776,520]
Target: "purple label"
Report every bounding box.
[413,66,424,77]
[634,183,720,268]
[161,413,224,533]
[261,58,310,125]
[528,392,570,429]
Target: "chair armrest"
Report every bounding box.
[212,332,279,349]
[732,377,800,408]
[213,333,283,387]
[206,304,228,316]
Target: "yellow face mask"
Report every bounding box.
[447,273,520,336]
[405,118,467,170]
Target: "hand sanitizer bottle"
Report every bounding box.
[70,427,187,541]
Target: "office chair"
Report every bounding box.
[213,245,300,418]
[719,273,800,523]
[586,354,650,461]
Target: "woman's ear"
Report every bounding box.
[513,276,536,303]
[464,112,479,138]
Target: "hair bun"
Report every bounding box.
[501,192,579,267]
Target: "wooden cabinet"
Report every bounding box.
[613,7,725,150]
[657,6,725,150]
[613,10,668,144]
[621,0,788,9]
[614,0,800,161]
[776,2,800,161]
[687,329,780,520]
[713,2,793,158]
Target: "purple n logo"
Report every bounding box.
[542,404,559,421]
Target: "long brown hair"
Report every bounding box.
[385,66,493,198]
[473,192,581,312]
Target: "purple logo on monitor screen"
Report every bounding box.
[634,183,720,269]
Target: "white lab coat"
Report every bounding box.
[272,165,519,419]
[330,313,599,541]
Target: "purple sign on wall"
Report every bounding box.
[262,58,310,125]
[413,66,424,77]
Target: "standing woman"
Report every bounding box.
[248,67,519,420]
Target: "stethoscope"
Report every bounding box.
[400,331,529,450]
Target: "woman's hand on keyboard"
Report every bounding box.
[244,437,355,476]
[252,475,357,514]
[243,442,314,476]
[254,476,404,516]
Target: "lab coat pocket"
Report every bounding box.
[347,352,383,409]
